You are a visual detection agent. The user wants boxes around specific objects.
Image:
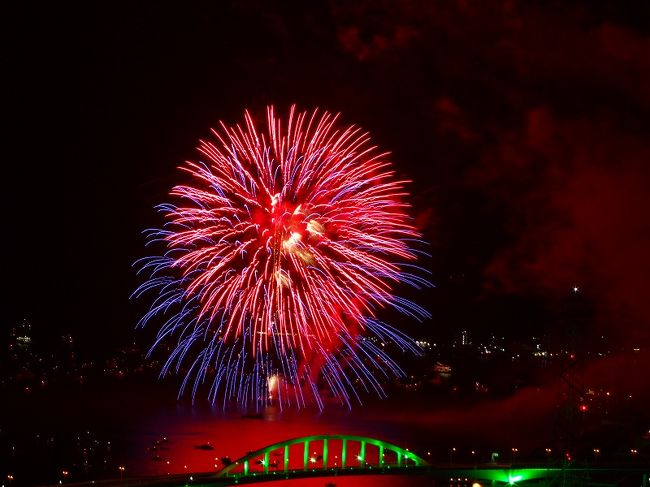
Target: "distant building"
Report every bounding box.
[9,318,33,357]
[453,329,471,347]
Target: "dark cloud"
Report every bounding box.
[471,108,650,343]
[326,0,650,345]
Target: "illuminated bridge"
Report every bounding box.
[217,433,426,478]
[59,435,649,487]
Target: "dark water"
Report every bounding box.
[2,365,649,486]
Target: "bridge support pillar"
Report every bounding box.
[360,441,366,466]
[379,445,384,467]
[323,438,328,469]
[244,460,249,475]
[397,451,402,466]
[303,440,309,470]
[642,473,648,487]
[284,445,289,473]
[342,439,347,468]
[264,451,269,474]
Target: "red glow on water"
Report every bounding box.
[133,410,383,477]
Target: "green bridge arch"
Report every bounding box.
[216,434,428,478]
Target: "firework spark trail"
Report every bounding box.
[133,105,431,409]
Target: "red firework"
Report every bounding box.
[135,105,428,407]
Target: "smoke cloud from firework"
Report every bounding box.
[133,106,430,409]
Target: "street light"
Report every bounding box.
[118,466,125,481]
[450,447,456,465]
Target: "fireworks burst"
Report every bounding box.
[133,105,430,409]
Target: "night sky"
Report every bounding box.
[6,1,650,357]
